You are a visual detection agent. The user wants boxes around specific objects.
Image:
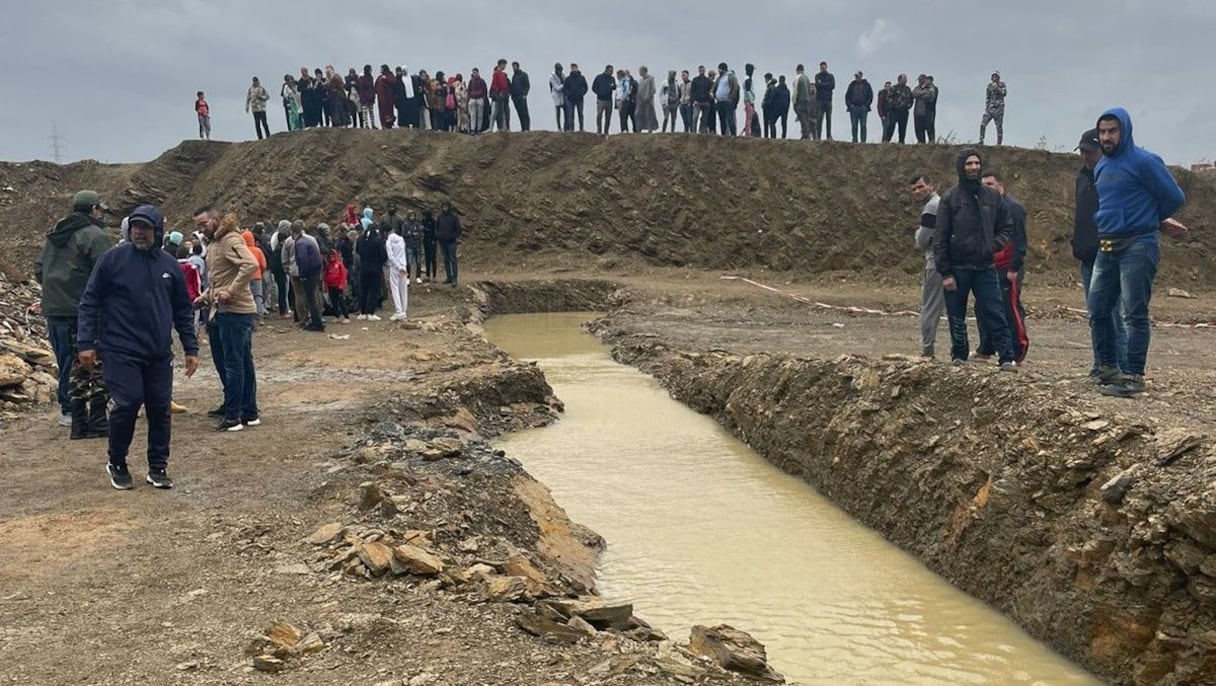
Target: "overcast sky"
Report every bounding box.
[1,0,1212,165]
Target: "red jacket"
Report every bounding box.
[323,256,348,290]
[490,69,510,97]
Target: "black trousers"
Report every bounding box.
[301,268,324,328]
[619,101,636,133]
[359,271,381,315]
[272,269,288,315]
[103,353,173,470]
[327,286,348,318]
[884,109,909,143]
[423,240,437,279]
[512,95,531,131]
[440,241,458,284]
[914,114,928,143]
[253,111,270,139]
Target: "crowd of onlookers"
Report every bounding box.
[196,59,1011,145]
[35,190,467,490]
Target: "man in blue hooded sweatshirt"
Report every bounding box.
[77,205,199,490]
[1088,108,1187,398]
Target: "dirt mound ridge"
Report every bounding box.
[2,130,1213,286]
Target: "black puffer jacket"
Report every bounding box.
[933,149,1012,274]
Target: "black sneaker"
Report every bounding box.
[206,405,225,418]
[145,469,174,489]
[1094,365,1124,386]
[215,418,244,432]
[107,462,134,490]
[1101,374,1146,398]
[242,416,261,427]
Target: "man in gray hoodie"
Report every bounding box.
[909,174,943,358]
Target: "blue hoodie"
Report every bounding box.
[1093,107,1185,240]
[77,204,199,361]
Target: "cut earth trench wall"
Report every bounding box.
[467,277,1216,686]
[598,336,1216,686]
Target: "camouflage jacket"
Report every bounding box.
[985,81,1006,113]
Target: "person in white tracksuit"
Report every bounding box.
[385,223,409,321]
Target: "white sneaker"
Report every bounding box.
[415,277,422,284]
[367,314,382,322]
[389,313,403,321]
[58,413,72,428]
[356,314,367,321]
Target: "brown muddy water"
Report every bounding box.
[485,313,1100,686]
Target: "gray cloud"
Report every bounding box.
[0,0,1212,164]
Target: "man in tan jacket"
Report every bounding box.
[193,207,260,432]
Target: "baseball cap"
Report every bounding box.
[1075,128,1100,152]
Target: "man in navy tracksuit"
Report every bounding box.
[1088,107,1187,397]
[77,205,199,490]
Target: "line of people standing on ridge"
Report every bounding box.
[224,59,1009,145]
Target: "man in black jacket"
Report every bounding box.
[510,62,531,131]
[843,71,873,143]
[690,65,713,133]
[435,202,463,287]
[932,149,1017,368]
[592,65,616,135]
[562,63,588,132]
[1073,128,1126,377]
[814,61,835,140]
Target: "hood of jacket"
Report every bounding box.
[955,148,983,193]
[126,204,166,255]
[47,212,101,249]
[1098,107,1133,158]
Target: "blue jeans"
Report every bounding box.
[215,313,258,421]
[943,267,1014,363]
[1081,261,1127,374]
[849,107,867,143]
[406,245,422,279]
[1088,239,1156,375]
[440,241,458,285]
[46,317,75,414]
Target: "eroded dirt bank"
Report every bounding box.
[588,281,1216,686]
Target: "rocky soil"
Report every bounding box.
[2,131,1214,289]
[0,273,58,423]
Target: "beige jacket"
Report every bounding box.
[202,225,257,316]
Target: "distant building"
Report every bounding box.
[1191,162,1216,175]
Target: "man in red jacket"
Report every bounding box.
[490,59,511,132]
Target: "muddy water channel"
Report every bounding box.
[486,313,1099,686]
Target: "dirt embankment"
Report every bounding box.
[591,304,1216,685]
[3,130,1214,286]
